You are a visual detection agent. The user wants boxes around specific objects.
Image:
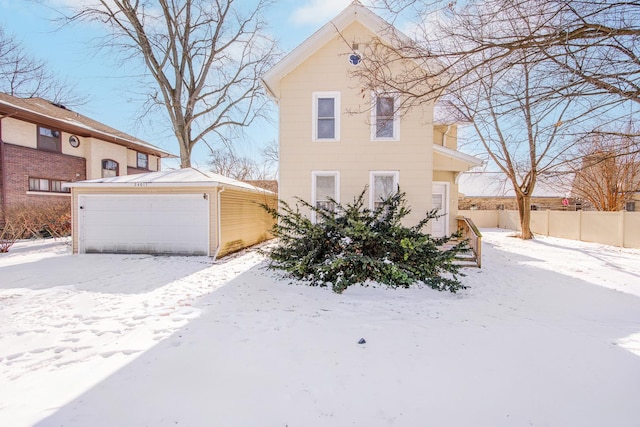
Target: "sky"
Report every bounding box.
[0,0,371,170]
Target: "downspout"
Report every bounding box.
[442,124,451,147]
[213,186,225,260]
[0,115,7,225]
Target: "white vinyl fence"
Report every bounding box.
[459,210,640,249]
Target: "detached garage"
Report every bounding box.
[66,168,277,258]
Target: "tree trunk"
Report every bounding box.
[516,192,533,239]
[176,132,192,168]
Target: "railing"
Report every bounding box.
[456,216,482,268]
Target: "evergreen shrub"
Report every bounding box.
[261,188,469,293]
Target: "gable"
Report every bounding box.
[280,20,378,92]
[262,2,414,100]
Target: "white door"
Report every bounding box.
[431,182,450,237]
[79,194,209,255]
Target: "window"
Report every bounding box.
[370,171,399,209]
[626,201,636,211]
[102,159,119,178]
[372,94,399,140]
[312,171,339,221]
[137,152,149,169]
[312,92,340,141]
[37,126,61,152]
[28,177,70,193]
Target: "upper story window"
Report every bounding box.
[28,177,70,194]
[372,94,399,141]
[370,171,399,209]
[102,159,119,178]
[137,152,149,169]
[312,92,340,141]
[37,126,61,152]
[312,171,339,222]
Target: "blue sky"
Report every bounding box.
[0,0,365,169]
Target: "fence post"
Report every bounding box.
[545,209,550,236]
[619,211,625,248]
[578,210,582,242]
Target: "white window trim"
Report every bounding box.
[369,171,399,209]
[371,92,400,141]
[312,91,341,142]
[311,171,340,222]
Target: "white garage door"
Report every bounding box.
[79,194,210,255]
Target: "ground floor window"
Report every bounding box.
[28,177,70,193]
[369,171,399,209]
[312,171,339,220]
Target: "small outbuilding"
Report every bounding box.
[66,168,277,258]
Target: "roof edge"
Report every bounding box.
[262,2,410,99]
[433,144,484,167]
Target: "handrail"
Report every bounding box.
[456,216,482,268]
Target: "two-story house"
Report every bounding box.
[0,92,173,223]
[262,1,481,236]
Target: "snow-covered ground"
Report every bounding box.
[1,230,640,427]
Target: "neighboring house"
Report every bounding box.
[66,168,277,257]
[458,172,580,211]
[0,92,173,222]
[261,1,482,236]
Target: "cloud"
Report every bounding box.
[290,0,372,26]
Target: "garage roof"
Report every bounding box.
[65,167,275,194]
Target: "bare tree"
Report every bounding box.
[68,0,277,168]
[570,130,640,211]
[261,138,278,173]
[0,26,84,106]
[209,140,277,181]
[356,0,606,239]
[454,54,589,238]
[209,147,259,180]
[373,0,640,107]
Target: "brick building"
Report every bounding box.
[0,92,173,223]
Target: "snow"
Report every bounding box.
[1,230,640,426]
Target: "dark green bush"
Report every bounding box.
[261,188,469,293]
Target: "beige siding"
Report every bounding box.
[2,118,37,149]
[71,186,218,255]
[434,125,458,151]
[433,151,472,172]
[218,189,277,257]
[127,150,160,171]
[278,21,434,227]
[84,138,129,179]
[1,116,160,176]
